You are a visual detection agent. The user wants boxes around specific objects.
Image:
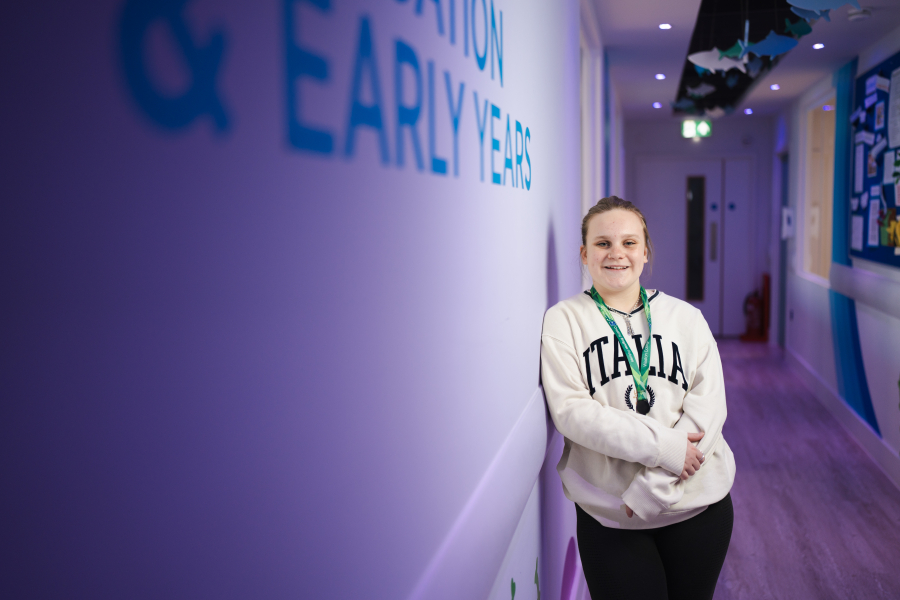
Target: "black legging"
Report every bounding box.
[576,493,733,600]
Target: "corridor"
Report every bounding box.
[5,1,900,599]
[716,341,900,599]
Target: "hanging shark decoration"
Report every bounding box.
[688,48,747,74]
[786,0,859,10]
[686,82,717,98]
[674,0,838,116]
[746,56,764,78]
[720,40,750,60]
[747,30,799,57]
[784,17,812,38]
[790,6,831,21]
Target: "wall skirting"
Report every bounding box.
[406,387,549,600]
[787,348,900,492]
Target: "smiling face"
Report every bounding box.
[581,209,649,304]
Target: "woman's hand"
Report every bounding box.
[625,432,706,518]
[681,432,705,480]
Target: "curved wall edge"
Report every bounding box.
[406,387,549,600]
[830,263,900,322]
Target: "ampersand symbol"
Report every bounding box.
[119,0,230,133]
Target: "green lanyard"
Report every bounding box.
[588,286,653,402]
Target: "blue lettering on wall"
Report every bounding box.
[490,103,501,185]
[395,39,424,171]
[515,120,523,188]
[120,0,230,134]
[345,17,390,163]
[416,0,445,36]
[449,0,456,45]
[472,0,487,71]
[524,127,531,190]
[285,0,333,153]
[502,114,513,185]
[464,0,469,56]
[120,1,528,187]
[427,62,448,175]
[445,72,465,177]
[490,0,503,86]
[474,93,488,182]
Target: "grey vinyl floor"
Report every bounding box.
[713,341,900,600]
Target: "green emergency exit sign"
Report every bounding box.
[682,119,711,138]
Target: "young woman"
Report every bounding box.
[541,197,735,600]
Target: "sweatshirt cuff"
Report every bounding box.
[622,480,663,521]
[657,427,687,476]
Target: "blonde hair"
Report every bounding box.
[580,196,654,266]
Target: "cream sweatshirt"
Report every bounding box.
[540,290,735,529]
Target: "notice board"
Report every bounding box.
[849,50,900,268]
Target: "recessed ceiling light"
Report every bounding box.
[659,24,672,30]
[744,108,753,115]
[813,43,824,49]
[823,105,833,111]
[653,102,662,109]
[770,84,780,91]
[655,73,666,80]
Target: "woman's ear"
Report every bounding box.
[580,245,587,264]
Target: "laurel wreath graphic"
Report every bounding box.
[624,384,655,412]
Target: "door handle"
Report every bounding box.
[710,222,718,262]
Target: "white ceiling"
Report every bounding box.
[591,0,900,120]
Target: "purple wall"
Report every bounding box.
[1,1,583,598]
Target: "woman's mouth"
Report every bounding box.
[605,266,628,270]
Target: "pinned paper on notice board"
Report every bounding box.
[855,144,865,192]
[851,215,864,251]
[856,130,875,145]
[868,151,878,177]
[868,198,880,247]
[851,107,865,125]
[871,137,888,158]
[884,150,898,183]
[866,74,878,95]
[871,184,881,197]
[861,191,869,209]
[889,67,900,148]
[851,196,860,211]
[865,93,878,109]
[876,102,886,130]
[876,75,891,93]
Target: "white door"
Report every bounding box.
[634,156,756,336]
[722,158,754,336]
[634,157,723,333]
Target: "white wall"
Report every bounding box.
[1,1,589,598]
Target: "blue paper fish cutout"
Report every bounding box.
[787,0,859,10]
[694,64,711,76]
[687,83,717,98]
[673,98,696,111]
[785,18,812,38]
[748,30,798,57]
[747,57,764,78]
[790,7,830,22]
